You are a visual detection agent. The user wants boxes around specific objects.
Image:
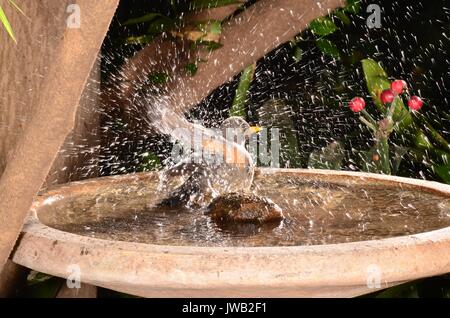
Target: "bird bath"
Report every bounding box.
[12,168,450,297]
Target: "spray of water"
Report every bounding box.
[142,94,255,207]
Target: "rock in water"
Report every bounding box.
[206,193,284,224]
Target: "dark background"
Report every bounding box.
[100,0,450,180]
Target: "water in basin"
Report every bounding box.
[37,172,450,247]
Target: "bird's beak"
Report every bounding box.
[245,126,262,136]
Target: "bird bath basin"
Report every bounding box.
[12,168,450,297]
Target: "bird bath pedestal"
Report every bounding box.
[12,169,450,297]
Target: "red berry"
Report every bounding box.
[390,80,407,95]
[349,97,366,112]
[380,89,395,104]
[408,96,424,111]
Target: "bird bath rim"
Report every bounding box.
[12,168,450,297]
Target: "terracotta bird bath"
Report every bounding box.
[12,168,450,297]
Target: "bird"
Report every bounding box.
[157,116,259,208]
[156,115,284,228]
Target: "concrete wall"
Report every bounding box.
[0,1,100,186]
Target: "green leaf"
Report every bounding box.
[147,72,170,85]
[390,96,413,129]
[0,5,16,43]
[147,16,176,35]
[361,59,390,111]
[203,41,223,51]
[413,112,450,153]
[185,62,198,76]
[434,165,450,183]
[188,0,241,11]
[334,10,351,25]
[210,21,221,34]
[196,20,222,35]
[316,38,340,59]
[310,17,338,36]
[193,20,222,44]
[308,141,345,170]
[138,152,161,172]
[344,0,362,14]
[123,13,166,25]
[27,271,53,286]
[125,34,154,45]
[293,46,303,63]
[230,64,256,118]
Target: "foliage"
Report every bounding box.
[230,63,256,117]
[147,72,171,84]
[184,62,198,76]
[137,152,161,172]
[291,0,361,60]
[309,58,450,184]
[0,0,25,43]
[25,271,64,297]
[308,141,344,170]
[122,0,241,45]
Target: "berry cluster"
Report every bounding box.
[348,79,424,113]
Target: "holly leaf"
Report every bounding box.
[361,59,390,109]
[316,38,340,59]
[435,165,450,184]
[230,63,256,117]
[310,17,338,36]
[147,72,170,85]
[334,10,351,25]
[344,0,362,14]
[185,63,198,76]
[361,59,412,131]
[138,152,161,172]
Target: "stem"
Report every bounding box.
[361,109,378,127]
[386,100,396,119]
[359,116,377,132]
[378,136,391,175]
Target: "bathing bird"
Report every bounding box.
[155,114,284,226]
[158,116,260,208]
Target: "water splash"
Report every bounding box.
[143,94,255,207]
